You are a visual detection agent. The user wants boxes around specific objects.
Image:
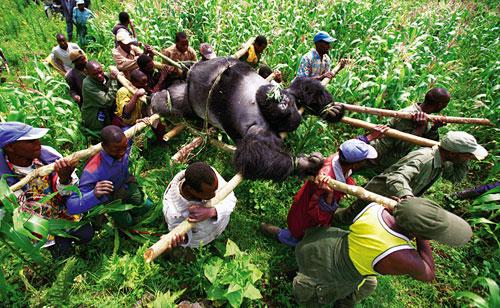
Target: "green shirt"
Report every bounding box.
[369,104,439,172]
[364,146,467,198]
[81,75,118,133]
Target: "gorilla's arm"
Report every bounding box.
[287,77,344,122]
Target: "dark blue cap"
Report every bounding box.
[0,122,49,148]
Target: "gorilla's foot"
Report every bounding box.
[293,152,325,178]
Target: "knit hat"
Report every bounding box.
[393,197,472,247]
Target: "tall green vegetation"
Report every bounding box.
[0,0,498,306]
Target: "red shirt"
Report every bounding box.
[287,154,356,239]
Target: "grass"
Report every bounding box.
[0,0,499,307]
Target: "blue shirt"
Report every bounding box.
[66,148,130,215]
[73,7,93,26]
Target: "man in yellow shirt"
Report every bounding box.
[114,69,147,127]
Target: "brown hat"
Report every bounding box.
[69,49,85,63]
[199,43,216,60]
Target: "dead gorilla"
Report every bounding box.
[151,57,343,181]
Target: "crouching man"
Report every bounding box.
[293,198,472,307]
[0,122,93,258]
[67,125,151,227]
[163,162,236,248]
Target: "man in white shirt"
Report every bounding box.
[163,162,237,248]
[50,33,82,73]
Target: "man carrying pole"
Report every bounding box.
[293,197,472,307]
[333,131,488,226]
[162,162,237,249]
[364,88,451,174]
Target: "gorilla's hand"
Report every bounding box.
[320,103,344,123]
[294,152,325,178]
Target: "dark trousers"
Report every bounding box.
[49,223,94,259]
[109,183,151,228]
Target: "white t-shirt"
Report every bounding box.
[51,43,82,71]
[162,168,237,248]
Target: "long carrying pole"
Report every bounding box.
[9,114,160,193]
[233,37,256,59]
[342,103,493,126]
[151,50,183,70]
[316,174,397,210]
[109,65,147,105]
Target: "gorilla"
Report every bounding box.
[151,57,343,181]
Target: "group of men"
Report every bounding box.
[5,12,492,306]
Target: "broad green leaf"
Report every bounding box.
[206,285,225,301]
[204,258,223,283]
[224,239,241,257]
[248,264,263,282]
[455,291,488,307]
[61,185,82,198]
[243,283,262,300]
[225,290,244,308]
[475,277,500,307]
[227,283,242,293]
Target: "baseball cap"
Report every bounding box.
[393,198,472,247]
[339,139,377,163]
[69,49,85,63]
[76,0,85,5]
[440,131,488,160]
[314,31,335,43]
[0,122,49,148]
[116,29,133,45]
[199,43,216,60]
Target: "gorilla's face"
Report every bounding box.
[287,77,333,113]
[256,85,302,133]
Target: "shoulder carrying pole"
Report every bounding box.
[342,103,493,126]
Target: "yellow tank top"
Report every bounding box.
[348,203,414,276]
[246,45,258,64]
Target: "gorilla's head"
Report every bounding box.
[286,77,333,113]
[255,84,302,133]
[149,83,191,120]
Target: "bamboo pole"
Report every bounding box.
[109,65,147,105]
[163,124,186,141]
[320,61,345,86]
[233,37,255,59]
[144,173,244,262]
[209,139,237,153]
[341,103,493,126]
[153,61,166,70]
[170,128,215,163]
[340,116,439,147]
[315,174,397,210]
[9,114,160,193]
[265,72,275,82]
[152,50,183,70]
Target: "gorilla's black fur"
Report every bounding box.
[151,57,342,181]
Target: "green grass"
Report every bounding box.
[0,0,499,306]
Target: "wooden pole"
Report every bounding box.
[9,114,160,193]
[265,72,275,82]
[153,61,166,70]
[144,173,244,262]
[170,128,215,163]
[340,116,439,147]
[341,103,494,126]
[163,124,186,142]
[152,50,183,70]
[315,174,397,210]
[209,139,237,153]
[109,65,147,104]
[233,37,255,59]
[320,61,345,86]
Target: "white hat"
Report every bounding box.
[440,131,488,160]
[76,0,85,5]
[116,29,133,45]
